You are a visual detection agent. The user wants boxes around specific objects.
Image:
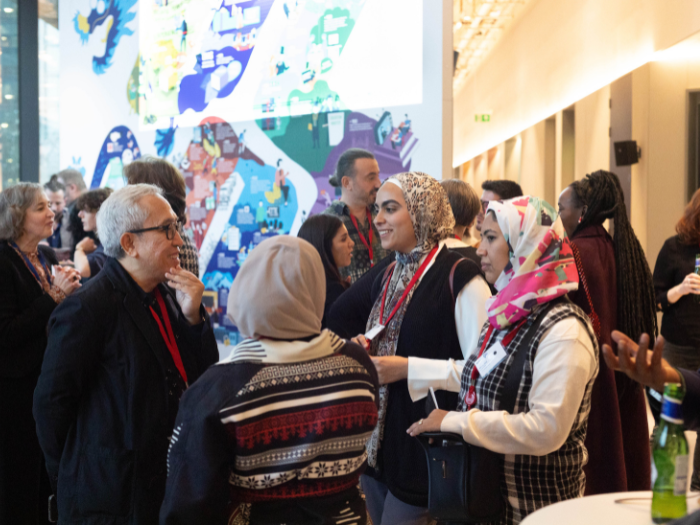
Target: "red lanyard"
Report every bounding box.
[454,234,462,241]
[150,288,188,385]
[465,319,527,410]
[379,245,439,326]
[350,208,374,267]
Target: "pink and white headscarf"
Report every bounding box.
[485,196,579,329]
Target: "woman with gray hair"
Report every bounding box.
[0,183,81,523]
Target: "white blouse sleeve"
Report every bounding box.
[406,276,491,402]
[440,317,597,456]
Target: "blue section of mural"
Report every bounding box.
[177,1,273,114]
[155,127,177,157]
[73,0,138,75]
[176,119,299,346]
[90,126,142,189]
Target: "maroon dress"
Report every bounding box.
[569,224,651,494]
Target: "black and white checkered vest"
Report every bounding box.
[457,301,599,525]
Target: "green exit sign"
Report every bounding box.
[475,114,491,122]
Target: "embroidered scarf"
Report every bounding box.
[485,196,579,330]
[365,171,454,467]
[219,329,346,365]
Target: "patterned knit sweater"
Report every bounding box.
[160,331,379,524]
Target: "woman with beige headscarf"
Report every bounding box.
[160,235,379,525]
[352,172,492,525]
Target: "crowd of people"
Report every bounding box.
[0,148,699,525]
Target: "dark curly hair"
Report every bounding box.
[570,170,657,341]
[74,187,114,213]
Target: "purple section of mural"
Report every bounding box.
[309,111,415,214]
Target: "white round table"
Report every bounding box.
[521,491,700,525]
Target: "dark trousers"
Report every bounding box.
[360,475,434,525]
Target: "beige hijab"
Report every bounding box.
[227,235,326,339]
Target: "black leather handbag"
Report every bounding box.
[415,299,563,523]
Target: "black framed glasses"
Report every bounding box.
[128,221,179,240]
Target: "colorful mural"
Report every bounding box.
[73,0,138,75]
[60,0,436,351]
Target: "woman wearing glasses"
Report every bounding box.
[124,156,200,276]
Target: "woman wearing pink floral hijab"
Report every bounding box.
[409,196,599,525]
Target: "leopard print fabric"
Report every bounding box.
[365,171,455,468]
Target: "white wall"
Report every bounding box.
[454,0,700,167]
[631,33,700,267]
[575,86,611,181]
[519,121,546,200]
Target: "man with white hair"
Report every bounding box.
[33,184,218,524]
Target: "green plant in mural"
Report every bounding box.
[309,8,355,50]
[127,53,139,114]
[259,111,352,174]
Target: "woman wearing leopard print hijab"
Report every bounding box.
[357,172,492,525]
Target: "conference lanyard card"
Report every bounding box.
[474,342,508,377]
[364,324,385,342]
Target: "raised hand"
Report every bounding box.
[351,334,369,350]
[678,272,700,296]
[75,237,98,254]
[54,266,81,296]
[165,267,204,325]
[602,331,680,392]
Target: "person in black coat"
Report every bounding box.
[0,183,82,524]
[297,214,355,328]
[33,184,219,524]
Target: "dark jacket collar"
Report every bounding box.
[101,257,163,309]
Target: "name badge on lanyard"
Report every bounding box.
[474,341,507,377]
[364,324,385,342]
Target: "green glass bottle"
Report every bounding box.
[651,383,689,523]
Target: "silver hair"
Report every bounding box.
[96,184,164,258]
[0,183,44,241]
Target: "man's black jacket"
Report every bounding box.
[34,257,219,524]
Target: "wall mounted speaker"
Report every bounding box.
[614,140,641,166]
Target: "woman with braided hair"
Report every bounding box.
[558,169,655,495]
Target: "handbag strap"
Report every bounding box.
[569,241,602,340]
[498,298,566,413]
[449,258,465,308]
